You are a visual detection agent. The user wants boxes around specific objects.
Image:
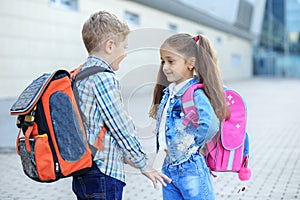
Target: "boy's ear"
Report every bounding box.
[105,39,114,54]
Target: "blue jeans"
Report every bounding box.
[72,162,125,200]
[162,153,215,200]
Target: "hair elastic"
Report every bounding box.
[193,35,199,42]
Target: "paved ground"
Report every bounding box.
[1,77,300,200]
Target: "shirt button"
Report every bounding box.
[180,112,184,117]
[170,99,175,104]
[165,126,169,130]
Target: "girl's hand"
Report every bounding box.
[141,166,172,189]
[199,147,206,156]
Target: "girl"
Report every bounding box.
[149,33,228,199]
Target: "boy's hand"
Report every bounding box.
[141,166,172,189]
[124,157,137,168]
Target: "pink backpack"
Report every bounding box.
[182,84,252,181]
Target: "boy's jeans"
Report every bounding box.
[72,162,125,200]
[162,153,215,200]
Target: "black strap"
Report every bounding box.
[75,66,108,82]
[73,66,109,101]
[73,66,110,156]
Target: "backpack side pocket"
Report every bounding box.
[34,134,56,181]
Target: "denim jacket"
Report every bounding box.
[156,78,220,166]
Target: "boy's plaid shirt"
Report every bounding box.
[76,56,147,183]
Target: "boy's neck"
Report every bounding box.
[89,52,110,65]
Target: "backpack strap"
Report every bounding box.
[72,65,110,156]
[72,65,108,109]
[72,65,109,96]
[76,66,108,81]
[182,83,203,127]
[71,65,109,82]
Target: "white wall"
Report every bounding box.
[1,0,84,98]
[0,0,253,100]
[116,0,253,85]
[0,0,255,148]
[178,0,240,24]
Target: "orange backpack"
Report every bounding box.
[10,66,106,182]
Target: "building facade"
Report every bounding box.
[254,0,300,77]
[0,0,266,99]
[0,0,265,148]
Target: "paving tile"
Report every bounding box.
[1,78,300,200]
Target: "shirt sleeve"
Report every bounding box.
[92,72,147,170]
[194,89,220,147]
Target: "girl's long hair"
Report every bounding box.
[148,63,170,119]
[149,33,228,121]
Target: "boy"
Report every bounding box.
[72,11,171,200]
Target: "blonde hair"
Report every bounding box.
[149,33,228,121]
[82,11,130,53]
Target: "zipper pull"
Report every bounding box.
[55,162,59,172]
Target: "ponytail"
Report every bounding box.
[194,34,228,120]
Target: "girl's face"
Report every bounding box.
[160,47,194,84]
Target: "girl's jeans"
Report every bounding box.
[72,162,125,200]
[162,153,215,200]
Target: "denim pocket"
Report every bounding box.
[73,165,106,199]
[181,158,200,176]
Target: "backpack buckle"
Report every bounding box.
[24,106,37,124]
[182,110,199,127]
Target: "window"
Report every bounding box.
[124,11,140,26]
[216,36,222,45]
[168,23,178,33]
[50,0,78,11]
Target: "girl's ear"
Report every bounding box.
[188,57,196,67]
[187,57,196,70]
[105,39,114,54]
